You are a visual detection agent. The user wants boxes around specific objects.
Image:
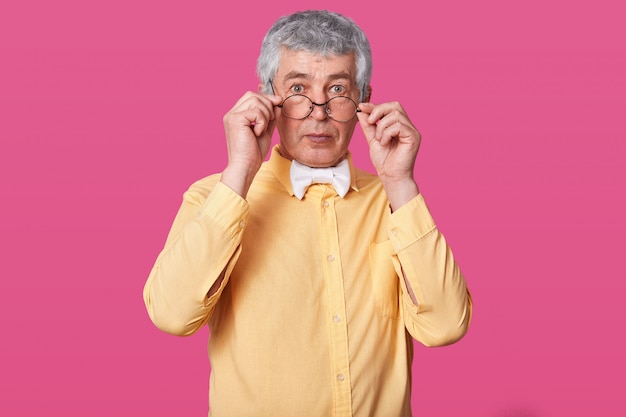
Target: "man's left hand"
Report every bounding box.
[357,101,421,211]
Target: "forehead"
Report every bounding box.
[275,48,357,82]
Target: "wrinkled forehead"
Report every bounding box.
[274,48,357,83]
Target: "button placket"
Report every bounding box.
[318,193,352,414]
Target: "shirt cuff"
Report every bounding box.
[387,193,437,253]
[198,181,249,239]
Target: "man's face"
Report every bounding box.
[271,48,364,168]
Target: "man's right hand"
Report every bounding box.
[220,92,283,198]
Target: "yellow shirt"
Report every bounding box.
[144,146,472,417]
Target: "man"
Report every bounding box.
[144,10,472,417]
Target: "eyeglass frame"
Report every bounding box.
[269,80,362,123]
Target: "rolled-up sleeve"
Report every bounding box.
[388,194,473,347]
[143,180,248,336]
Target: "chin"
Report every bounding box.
[280,140,347,167]
[301,153,346,168]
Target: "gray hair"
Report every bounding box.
[257,10,372,101]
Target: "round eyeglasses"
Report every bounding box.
[277,94,361,123]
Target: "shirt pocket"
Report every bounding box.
[368,240,400,319]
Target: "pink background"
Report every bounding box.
[1,1,624,416]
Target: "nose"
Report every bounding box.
[309,100,329,121]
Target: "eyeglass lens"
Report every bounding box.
[280,95,358,122]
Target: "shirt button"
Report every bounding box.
[333,315,341,323]
[323,201,329,208]
[327,255,335,262]
[239,220,246,228]
[337,374,345,382]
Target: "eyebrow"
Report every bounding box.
[282,71,353,82]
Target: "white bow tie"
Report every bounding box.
[290,159,351,200]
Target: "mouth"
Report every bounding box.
[304,133,333,142]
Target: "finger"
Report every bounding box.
[357,102,376,116]
[251,96,277,122]
[380,121,422,151]
[375,112,402,141]
[265,117,277,139]
[255,94,283,119]
[258,94,284,122]
[365,101,407,125]
[257,114,277,139]
[265,94,284,107]
[246,110,273,137]
[232,91,264,108]
[224,106,269,138]
[357,109,378,145]
[234,92,281,121]
[379,124,402,147]
[365,102,395,125]
[363,108,394,141]
[252,120,268,137]
[375,109,415,140]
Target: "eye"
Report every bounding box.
[291,84,304,94]
[330,85,346,94]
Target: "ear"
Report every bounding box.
[362,85,372,103]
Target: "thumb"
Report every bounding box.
[265,116,277,139]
